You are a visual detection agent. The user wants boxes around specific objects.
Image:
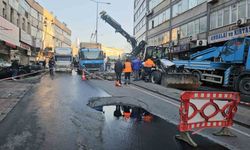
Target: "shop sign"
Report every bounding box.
[0,16,19,46]
[209,26,250,44]
[20,42,31,51]
[20,30,32,46]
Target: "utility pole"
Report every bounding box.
[90,0,111,43]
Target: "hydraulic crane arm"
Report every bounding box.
[100,11,137,50]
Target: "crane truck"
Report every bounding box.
[173,37,250,96]
[100,11,146,57]
[100,11,199,89]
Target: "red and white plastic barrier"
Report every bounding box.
[176,91,240,147]
[179,91,240,132]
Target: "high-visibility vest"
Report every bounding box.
[123,62,132,73]
[144,59,155,68]
[124,112,131,118]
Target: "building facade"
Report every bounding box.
[134,0,250,59]
[0,0,71,65]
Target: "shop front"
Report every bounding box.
[0,16,19,62]
[20,30,32,65]
[208,25,250,45]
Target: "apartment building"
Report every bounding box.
[0,0,71,65]
[134,0,250,59]
[134,0,147,42]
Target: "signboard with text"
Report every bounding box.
[209,26,250,44]
[0,16,19,46]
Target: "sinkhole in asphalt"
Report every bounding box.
[89,104,228,150]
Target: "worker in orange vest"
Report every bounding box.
[143,58,156,81]
[144,58,155,68]
[123,58,132,85]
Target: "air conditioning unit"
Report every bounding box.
[189,34,198,41]
[207,0,218,3]
[196,40,207,46]
[237,18,247,26]
[146,10,153,17]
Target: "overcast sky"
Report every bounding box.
[36,0,134,50]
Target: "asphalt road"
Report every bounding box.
[0,73,227,150]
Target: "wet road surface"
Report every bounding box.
[0,73,227,150]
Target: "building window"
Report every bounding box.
[2,1,7,19]
[10,8,14,23]
[223,7,230,26]
[17,13,20,27]
[148,8,170,30]
[22,18,26,31]
[172,0,206,17]
[189,0,197,9]
[27,22,31,34]
[199,17,207,33]
[180,25,187,38]
[238,0,246,19]
[149,0,164,10]
[248,0,250,18]
[172,28,179,41]
[231,4,237,23]
[217,10,223,27]
[210,12,217,29]
[179,16,207,38]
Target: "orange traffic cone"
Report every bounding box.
[115,80,121,87]
[82,71,86,81]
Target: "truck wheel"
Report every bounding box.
[192,71,201,81]
[239,77,250,95]
[151,71,161,84]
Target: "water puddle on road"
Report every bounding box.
[92,105,228,150]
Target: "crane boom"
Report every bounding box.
[100,11,137,49]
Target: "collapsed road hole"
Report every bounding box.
[93,105,154,122]
[87,97,228,150]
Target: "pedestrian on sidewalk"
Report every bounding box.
[105,57,111,72]
[114,58,123,85]
[132,57,142,81]
[123,58,132,85]
[42,60,46,69]
[11,60,19,80]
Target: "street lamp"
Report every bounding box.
[90,0,110,43]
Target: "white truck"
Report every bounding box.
[54,47,72,72]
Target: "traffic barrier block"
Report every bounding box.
[176,91,240,147]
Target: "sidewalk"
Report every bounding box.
[0,81,33,122]
[131,80,250,127]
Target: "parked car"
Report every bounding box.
[0,59,11,67]
[0,66,12,79]
[0,63,43,80]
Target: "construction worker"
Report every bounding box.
[143,58,155,81]
[144,58,155,68]
[114,59,123,86]
[132,57,142,81]
[123,58,132,85]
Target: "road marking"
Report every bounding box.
[229,127,250,137]
[130,85,179,107]
[130,85,250,138]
